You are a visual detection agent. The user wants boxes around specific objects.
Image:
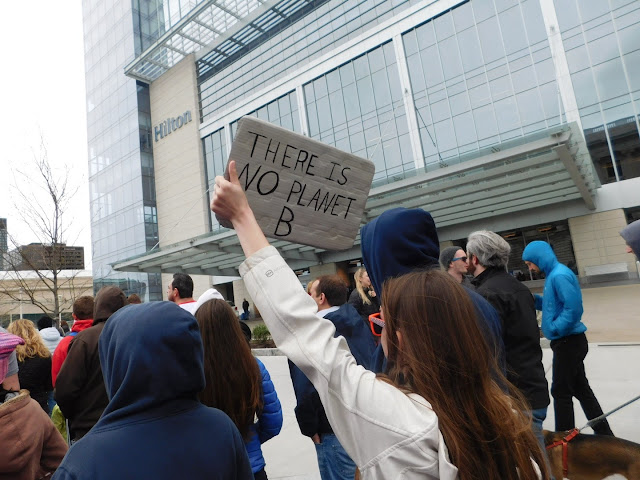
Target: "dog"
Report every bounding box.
[544,429,640,479]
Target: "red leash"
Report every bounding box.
[546,428,580,478]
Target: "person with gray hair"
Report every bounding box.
[467,230,550,457]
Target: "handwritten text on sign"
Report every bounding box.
[220,117,375,250]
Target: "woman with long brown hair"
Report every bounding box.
[210,161,549,479]
[7,319,53,414]
[195,299,282,480]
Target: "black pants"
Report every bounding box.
[550,333,613,435]
[254,469,268,480]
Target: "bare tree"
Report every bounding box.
[0,139,87,325]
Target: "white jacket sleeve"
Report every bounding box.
[240,246,458,479]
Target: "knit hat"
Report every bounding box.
[193,288,225,315]
[0,332,24,384]
[620,219,640,262]
[439,246,462,270]
[93,286,128,325]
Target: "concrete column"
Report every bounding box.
[568,209,633,277]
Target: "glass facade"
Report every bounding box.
[198,0,424,121]
[555,0,640,183]
[404,0,564,168]
[84,0,164,300]
[202,128,227,230]
[198,0,640,196]
[305,43,412,181]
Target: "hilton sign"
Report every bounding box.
[154,111,192,142]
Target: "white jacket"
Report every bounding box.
[240,246,458,479]
[39,327,62,355]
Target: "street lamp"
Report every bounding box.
[18,288,24,320]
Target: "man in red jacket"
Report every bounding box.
[51,296,94,387]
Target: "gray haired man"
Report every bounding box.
[466,230,549,454]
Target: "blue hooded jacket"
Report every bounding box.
[247,358,283,473]
[620,219,640,261]
[522,241,586,341]
[289,303,376,437]
[360,208,504,373]
[53,302,252,480]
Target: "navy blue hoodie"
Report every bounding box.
[53,302,252,480]
[360,208,504,373]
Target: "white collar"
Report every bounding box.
[316,305,340,318]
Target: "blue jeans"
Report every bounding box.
[47,391,56,415]
[531,407,554,480]
[314,433,356,480]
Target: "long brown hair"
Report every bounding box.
[382,270,548,480]
[195,299,263,440]
[8,320,51,362]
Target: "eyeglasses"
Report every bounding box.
[368,312,385,337]
[452,256,468,263]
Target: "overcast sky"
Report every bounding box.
[0,2,91,268]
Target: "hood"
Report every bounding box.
[620,219,640,261]
[193,287,225,314]
[522,241,558,275]
[98,302,205,424]
[39,327,61,342]
[360,208,440,300]
[93,286,127,324]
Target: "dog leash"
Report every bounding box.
[579,393,640,431]
[546,393,640,478]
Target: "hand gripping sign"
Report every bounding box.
[217,117,375,250]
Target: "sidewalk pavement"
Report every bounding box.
[254,282,640,479]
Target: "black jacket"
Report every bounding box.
[471,267,549,410]
[17,356,52,414]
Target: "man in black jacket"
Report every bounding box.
[467,230,549,452]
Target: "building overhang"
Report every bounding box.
[112,123,597,277]
[124,0,325,83]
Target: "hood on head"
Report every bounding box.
[360,208,440,300]
[93,286,127,324]
[98,301,205,423]
[193,288,225,315]
[522,240,558,274]
[39,327,61,341]
[620,219,640,262]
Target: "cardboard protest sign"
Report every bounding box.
[217,117,375,250]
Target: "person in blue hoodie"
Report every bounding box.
[289,274,376,480]
[359,207,504,374]
[522,240,613,435]
[52,301,253,480]
[620,218,640,261]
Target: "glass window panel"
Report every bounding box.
[434,12,455,40]
[499,6,528,55]
[452,112,477,147]
[314,77,328,98]
[457,28,484,72]
[452,2,474,31]
[434,119,457,152]
[511,65,537,93]
[407,53,427,92]
[578,1,611,23]
[403,29,419,56]
[623,51,640,92]
[416,21,436,49]
[327,69,341,92]
[316,96,332,133]
[439,37,463,80]
[617,22,640,55]
[494,97,520,133]
[354,54,370,79]
[469,82,492,108]
[587,33,619,66]
[478,17,505,64]
[449,91,471,116]
[593,57,628,102]
[329,90,347,127]
[516,89,545,126]
[609,121,640,180]
[372,70,392,107]
[368,48,385,73]
[473,0,496,23]
[420,46,443,87]
[431,99,450,123]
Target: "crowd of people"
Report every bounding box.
[1,158,639,479]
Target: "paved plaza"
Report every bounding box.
[254,282,640,479]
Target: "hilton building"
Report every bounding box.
[83,0,640,301]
